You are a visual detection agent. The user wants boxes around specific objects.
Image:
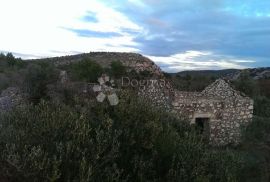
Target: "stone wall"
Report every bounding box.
[137,78,174,110]
[172,79,253,146]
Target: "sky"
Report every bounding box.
[0,0,269,72]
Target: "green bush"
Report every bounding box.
[232,71,259,98]
[0,92,245,181]
[0,73,10,91]
[0,101,122,181]
[254,96,270,117]
[24,62,58,104]
[172,75,216,91]
[71,58,103,82]
[110,61,126,78]
[239,116,270,181]
[0,52,26,69]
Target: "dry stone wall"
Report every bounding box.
[172,79,253,146]
[137,78,174,110]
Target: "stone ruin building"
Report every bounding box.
[171,79,253,146]
[137,76,254,146]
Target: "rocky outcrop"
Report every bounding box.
[0,87,25,113]
[59,70,69,84]
[224,67,270,80]
[31,52,163,77]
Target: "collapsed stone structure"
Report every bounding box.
[85,53,254,146]
[137,76,254,145]
[171,79,253,145]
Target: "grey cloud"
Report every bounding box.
[101,0,270,69]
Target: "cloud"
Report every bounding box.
[147,51,255,72]
[0,0,142,58]
[104,0,270,69]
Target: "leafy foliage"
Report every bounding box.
[254,96,270,118]
[232,71,259,97]
[71,58,104,82]
[0,52,25,69]
[171,74,216,91]
[240,116,270,181]
[0,93,244,181]
[0,53,27,92]
[110,60,126,78]
[23,61,58,104]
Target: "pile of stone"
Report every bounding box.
[0,87,24,113]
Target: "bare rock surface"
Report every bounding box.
[0,87,24,113]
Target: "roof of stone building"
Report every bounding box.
[202,79,247,100]
[173,79,251,104]
[173,91,222,104]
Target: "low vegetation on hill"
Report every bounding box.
[0,52,270,181]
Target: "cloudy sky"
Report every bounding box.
[0,0,269,72]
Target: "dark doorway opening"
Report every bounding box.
[195,118,210,140]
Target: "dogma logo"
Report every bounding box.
[93,74,119,106]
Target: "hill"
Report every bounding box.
[172,67,270,80]
[171,69,239,78]
[28,52,163,76]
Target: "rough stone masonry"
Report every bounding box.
[171,79,253,146]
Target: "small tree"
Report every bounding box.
[24,62,57,104]
[6,52,16,67]
[72,58,103,82]
[110,60,126,78]
[233,70,259,97]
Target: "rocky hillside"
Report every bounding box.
[171,69,239,78]
[224,67,270,80]
[173,67,270,80]
[27,53,270,80]
[28,52,163,77]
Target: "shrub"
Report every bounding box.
[0,52,26,69]
[110,61,126,78]
[0,93,245,181]
[0,101,122,182]
[172,75,215,91]
[0,73,10,91]
[24,62,58,104]
[254,96,270,117]
[240,116,270,181]
[232,71,259,98]
[71,58,103,82]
